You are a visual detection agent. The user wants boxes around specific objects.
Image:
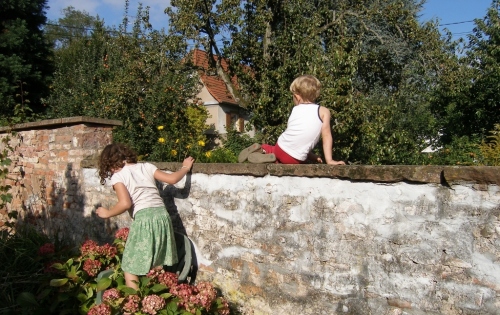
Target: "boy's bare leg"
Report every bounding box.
[124,272,139,290]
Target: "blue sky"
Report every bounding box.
[45,0,493,41]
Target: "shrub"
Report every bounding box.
[17,228,231,315]
[479,123,500,166]
[423,135,482,166]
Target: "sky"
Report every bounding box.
[44,0,494,41]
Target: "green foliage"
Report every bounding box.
[219,128,255,161]
[479,124,500,166]
[0,0,54,126]
[432,1,500,145]
[422,136,482,166]
[204,147,238,163]
[167,0,454,165]
[45,5,200,160]
[151,104,210,162]
[0,136,13,213]
[15,228,232,315]
[44,6,102,49]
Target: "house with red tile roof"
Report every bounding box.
[190,49,254,139]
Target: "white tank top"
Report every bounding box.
[277,104,322,161]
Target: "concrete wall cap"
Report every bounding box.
[0,116,122,133]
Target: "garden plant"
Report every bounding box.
[16,228,231,315]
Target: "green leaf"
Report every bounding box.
[140,276,151,287]
[118,285,137,295]
[16,292,39,307]
[77,293,89,302]
[96,277,112,292]
[50,278,69,287]
[160,292,173,299]
[37,288,52,300]
[150,283,168,292]
[52,262,64,270]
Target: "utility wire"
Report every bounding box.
[439,20,475,26]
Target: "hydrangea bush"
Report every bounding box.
[19,228,231,315]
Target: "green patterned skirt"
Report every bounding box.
[121,207,178,275]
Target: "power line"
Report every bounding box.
[439,20,475,26]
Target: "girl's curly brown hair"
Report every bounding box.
[98,143,138,185]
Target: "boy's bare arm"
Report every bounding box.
[319,107,345,165]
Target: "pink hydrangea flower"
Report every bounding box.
[114,227,130,241]
[170,283,199,312]
[146,266,163,280]
[170,283,198,300]
[97,243,117,259]
[87,303,112,315]
[83,259,102,277]
[38,243,55,255]
[141,294,166,315]
[123,295,141,313]
[146,266,178,288]
[218,298,230,315]
[102,288,121,304]
[157,271,178,288]
[196,282,217,309]
[81,240,100,256]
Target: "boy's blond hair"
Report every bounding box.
[289,75,321,103]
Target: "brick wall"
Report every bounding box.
[0,117,120,242]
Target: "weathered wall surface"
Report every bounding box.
[1,118,500,315]
[0,117,121,243]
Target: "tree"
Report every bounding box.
[0,0,53,125]
[45,5,203,160]
[430,0,500,160]
[44,6,103,48]
[167,0,452,164]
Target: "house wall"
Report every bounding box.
[1,118,499,315]
[197,84,254,137]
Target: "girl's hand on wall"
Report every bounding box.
[182,156,195,170]
[95,207,110,219]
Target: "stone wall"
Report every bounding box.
[1,118,500,315]
[0,117,121,243]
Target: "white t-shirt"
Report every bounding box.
[277,104,323,161]
[110,163,165,217]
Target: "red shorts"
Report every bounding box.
[261,143,304,164]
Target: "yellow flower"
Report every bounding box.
[171,149,177,156]
[198,140,205,147]
[205,151,211,158]
[157,126,164,130]
[186,145,191,149]
[175,139,179,143]
[158,138,165,143]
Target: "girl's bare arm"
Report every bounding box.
[154,156,195,184]
[96,183,132,218]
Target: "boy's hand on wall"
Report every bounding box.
[327,160,346,165]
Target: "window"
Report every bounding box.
[225,112,244,132]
